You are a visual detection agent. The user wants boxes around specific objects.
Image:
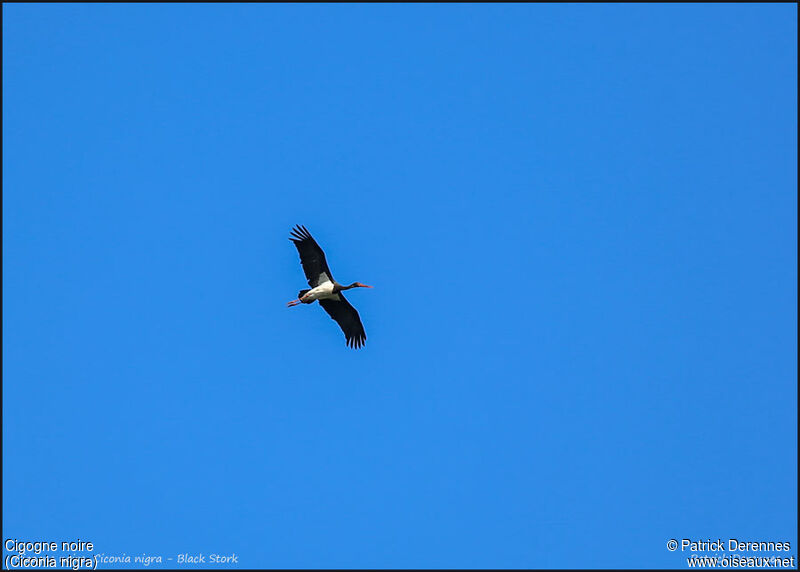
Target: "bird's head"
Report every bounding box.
[348,282,373,289]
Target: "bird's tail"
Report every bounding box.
[298,289,311,301]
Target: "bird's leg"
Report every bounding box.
[286,299,301,307]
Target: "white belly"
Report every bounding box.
[304,281,336,302]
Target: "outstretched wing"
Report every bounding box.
[289,225,333,287]
[318,294,367,349]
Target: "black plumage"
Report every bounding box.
[289,225,333,287]
[288,225,370,349]
[319,297,367,349]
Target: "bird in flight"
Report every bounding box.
[287,225,373,349]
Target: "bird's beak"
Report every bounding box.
[359,283,374,288]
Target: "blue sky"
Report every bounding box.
[3,4,796,569]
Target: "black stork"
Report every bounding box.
[287,225,373,349]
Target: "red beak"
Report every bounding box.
[358,283,374,288]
